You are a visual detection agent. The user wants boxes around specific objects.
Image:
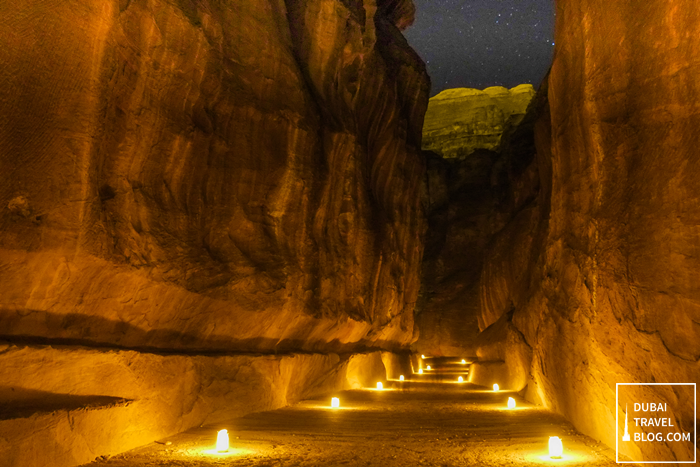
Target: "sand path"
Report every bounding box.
[83,381,621,466]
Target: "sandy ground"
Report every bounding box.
[81,380,626,466]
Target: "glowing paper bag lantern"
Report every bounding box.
[549,436,563,459]
[331,397,340,408]
[458,376,463,382]
[216,429,229,453]
[376,382,383,390]
[461,359,466,364]
[399,375,404,381]
[418,369,423,374]
[421,355,425,359]
[427,365,431,370]
[493,383,499,392]
[507,397,516,409]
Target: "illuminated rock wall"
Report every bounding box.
[0,0,425,465]
[0,0,427,353]
[0,345,394,467]
[478,0,700,461]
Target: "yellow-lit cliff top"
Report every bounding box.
[432,83,535,101]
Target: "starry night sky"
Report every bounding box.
[404,0,555,96]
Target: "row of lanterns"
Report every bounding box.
[420,355,466,364]
[216,431,562,458]
[213,358,563,460]
[215,393,563,459]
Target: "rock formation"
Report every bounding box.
[414,83,538,360]
[471,1,700,463]
[3,0,700,464]
[415,83,541,357]
[422,84,535,159]
[417,2,699,462]
[0,0,427,465]
[0,0,428,354]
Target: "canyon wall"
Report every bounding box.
[477,0,700,462]
[0,0,428,354]
[415,86,539,356]
[0,0,427,465]
[0,345,393,467]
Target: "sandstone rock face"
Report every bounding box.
[477,1,700,462]
[414,150,503,356]
[0,0,428,354]
[0,1,426,464]
[0,344,397,467]
[414,84,542,357]
[468,310,532,391]
[422,84,535,159]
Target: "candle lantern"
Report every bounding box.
[549,436,563,459]
[216,429,229,453]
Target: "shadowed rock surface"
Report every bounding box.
[415,82,544,357]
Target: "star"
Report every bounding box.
[404,0,555,94]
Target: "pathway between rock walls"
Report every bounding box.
[82,358,623,467]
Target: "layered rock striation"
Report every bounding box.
[473,1,700,463]
[422,84,535,159]
[415,84,541,357]
[0,1,427,464]
[0,0,429,354]
[0,344,398,467]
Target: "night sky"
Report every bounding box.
[404,0,555,96]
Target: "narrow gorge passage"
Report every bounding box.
[2,1,699,466]
[81,360,618,467]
